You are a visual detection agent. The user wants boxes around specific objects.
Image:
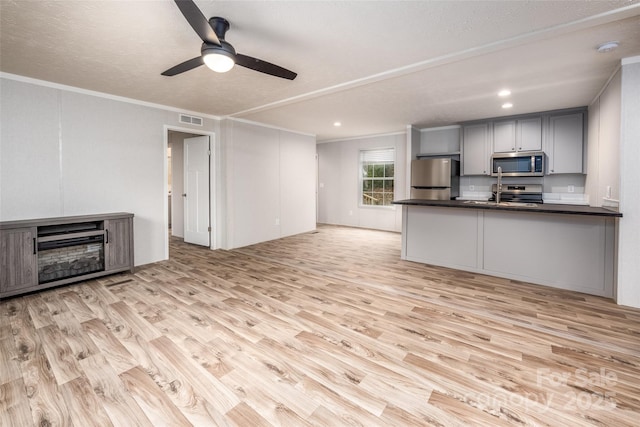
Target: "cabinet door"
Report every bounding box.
[548,113,584,174]
[0,227,38,293]
[517,117,542,151]
[462,123,490,175]
[105,218,133,272]
[493,120,516,153]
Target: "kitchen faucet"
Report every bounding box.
[496,166,503,204]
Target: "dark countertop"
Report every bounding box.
[392,199,622,217]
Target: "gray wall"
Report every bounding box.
[317,133,406,232]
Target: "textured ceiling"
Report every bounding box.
[1,0,639,140]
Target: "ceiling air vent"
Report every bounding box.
[179,114,203,126]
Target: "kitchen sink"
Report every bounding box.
[463,200,494,205]
[498,202,539,207]
[463,200,538,207]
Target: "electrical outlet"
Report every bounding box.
[469,185,475,191]
[275,218,280,226]
[568,185,575,193]
[349,210,353,216]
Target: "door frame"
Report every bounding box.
[163,125,217,260]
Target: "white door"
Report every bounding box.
[183,136,210,246]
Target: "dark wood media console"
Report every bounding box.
[0,213,134,299]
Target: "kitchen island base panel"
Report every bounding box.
[402,205,615,298]
[404,207,480,270]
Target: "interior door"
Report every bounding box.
[183,136,210,246]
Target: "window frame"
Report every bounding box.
[359,148,396,208]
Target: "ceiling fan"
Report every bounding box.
[162,0,297,80]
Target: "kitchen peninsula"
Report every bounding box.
[393,199,621,298]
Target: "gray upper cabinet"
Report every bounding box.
[493,117,542,153]
[461,108,585,176]
[492,120,516,153]
[546,112,585,174]
[462,123,491,175]
[0,227,38,293]
[518,117,543,151]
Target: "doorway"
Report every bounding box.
[165,127,216,257]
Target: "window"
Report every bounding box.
[360,148,395,206]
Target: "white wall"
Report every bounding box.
[224,119,316,249]
[617,58,640,308]
[0,77,316,261]
[586,69,621,207]
[0,76,218,266]
[317,132,406,232]
[280,130,317,238]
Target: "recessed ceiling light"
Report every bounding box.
[333,121,342,127]
[498,89,511,97]
[502,103,513,109]
[597,41,619,53]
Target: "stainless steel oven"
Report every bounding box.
[489,184,543,204]
[491,151,545,177]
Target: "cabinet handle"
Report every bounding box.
[33,238,37,255]
[105,229,109,244]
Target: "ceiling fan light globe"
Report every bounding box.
[203,52,235,73]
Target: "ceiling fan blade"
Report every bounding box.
[174,0,220,45]
[236,54,297,80]
[161,56,204,76]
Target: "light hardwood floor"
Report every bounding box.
[1,224,639,426]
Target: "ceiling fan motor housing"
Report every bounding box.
[201,40,236,60]
[210,16,230,40]
[203,17,235,61]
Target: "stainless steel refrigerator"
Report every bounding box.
[410,158,460,200]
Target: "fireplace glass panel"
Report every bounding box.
[38,237,105,283]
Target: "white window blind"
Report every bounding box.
[360,148,395,163]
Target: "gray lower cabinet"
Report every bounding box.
[401,205,616,298]
[0,213,134,299]
[105,217,134,272]
[0,227,38,293]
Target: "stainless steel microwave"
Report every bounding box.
[491,151,545,177]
